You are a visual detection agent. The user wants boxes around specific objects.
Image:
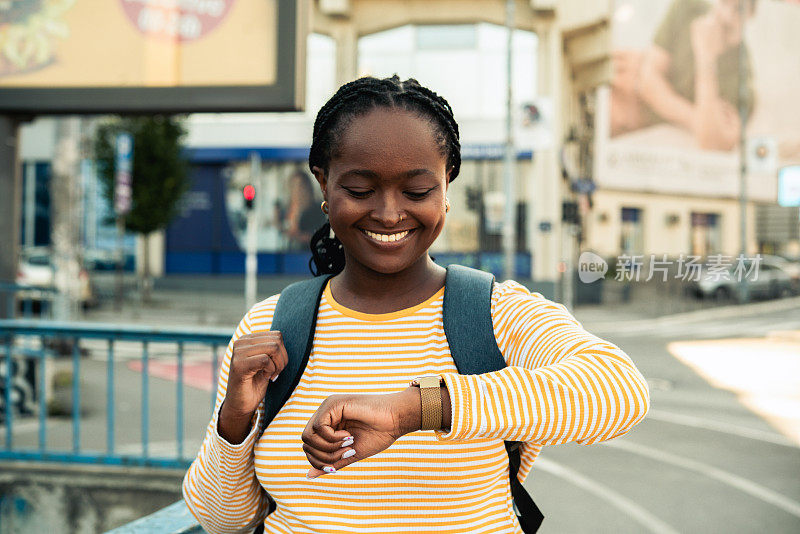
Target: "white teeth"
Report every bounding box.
[363,229,410,243]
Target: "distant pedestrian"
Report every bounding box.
[183,75,650,533]
[282,170,326,251]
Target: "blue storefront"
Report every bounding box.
[166,146,534,277]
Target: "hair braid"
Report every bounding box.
[307,75,461,276]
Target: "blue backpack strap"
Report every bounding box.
[263,274,333,427]
[443,264,544,533]
[443,264,506,373]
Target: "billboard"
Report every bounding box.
[600,0,800,201]
[0,0,307,113]
[778,165,800,207]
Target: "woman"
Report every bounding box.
[183,76,650,533]
[283,170,326,251]
[610,0,756,151]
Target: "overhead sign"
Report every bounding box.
[115,132,133,216]
[0,0,307,113]
[778,165,800,207]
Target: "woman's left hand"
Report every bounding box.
[302,388,420,479]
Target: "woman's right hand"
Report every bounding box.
[218,331,288,443]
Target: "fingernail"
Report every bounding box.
[342,449,356,459]
[271,374,279,382]
[340,438,354,448]
[323,466,336,474]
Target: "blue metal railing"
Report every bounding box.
[0,282,58,320]
[0,319,231,469]
[105,501,204,533]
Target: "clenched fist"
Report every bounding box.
[218,331,288,444]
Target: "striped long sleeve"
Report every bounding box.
[436,280,650,479]
[182,280,649,533]
[182,297,278,534]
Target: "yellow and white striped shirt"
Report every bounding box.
[183,279,650,533]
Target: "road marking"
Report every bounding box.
[581,295,800,334]
[605,439,800,518]
[667,338,800,445]
[127,360,213,391]
[590,317,800,339]
[647,409,798,448]
[533,456,680,534]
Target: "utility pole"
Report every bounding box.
[51,117,83,321]
[114,131,133,312]
[244,152,260,310]
[0,116,21,320]
[738,0,749,303]
[502,0,516,282]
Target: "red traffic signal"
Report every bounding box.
[243,184,255,209]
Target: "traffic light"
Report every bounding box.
[243,184,255,210]
[562,200,579,224]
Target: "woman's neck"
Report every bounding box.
[331,255,446,314]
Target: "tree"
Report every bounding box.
[94,115,190,302]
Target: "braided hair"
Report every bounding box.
[308,75,462,276]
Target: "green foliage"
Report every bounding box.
[93,115,190,235]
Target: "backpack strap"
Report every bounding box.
[443,264,544,533]
[443,264,506,373]
[263,274,333,427]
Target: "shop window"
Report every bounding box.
[620,207,644,255]
[690,212,721,257]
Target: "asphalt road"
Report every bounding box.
[530,299,800,533]
[4,288,800,533]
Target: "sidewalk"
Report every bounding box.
[79,273,727,332]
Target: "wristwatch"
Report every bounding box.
[410,375,444,431]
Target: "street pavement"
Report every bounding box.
[4,276,800,533]
[531,297,800,533]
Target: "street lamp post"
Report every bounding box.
[502,0,516,282]
[738,0,750,303]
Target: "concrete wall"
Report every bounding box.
[0,462,184,534]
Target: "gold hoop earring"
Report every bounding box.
[445,198,451,213]
[321,200,329,215]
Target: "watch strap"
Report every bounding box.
[414,376,443,431]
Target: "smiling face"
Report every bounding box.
[313,107,450,277]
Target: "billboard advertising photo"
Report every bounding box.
[601,0,800,201]
[0,0,307,113]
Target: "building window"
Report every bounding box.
[358,23,537,120]
[690,212,721,256]
[620,207,644,255]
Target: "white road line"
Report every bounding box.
[646,409,797,448]
[605,440,800,518]
[533,457,680,534]
[582,296,800,333]
[596,318,799,339]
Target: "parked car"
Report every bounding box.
[16,248,96,310]
[689,255,798,302]
[84,249,123,271]
[762,254,800,294]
